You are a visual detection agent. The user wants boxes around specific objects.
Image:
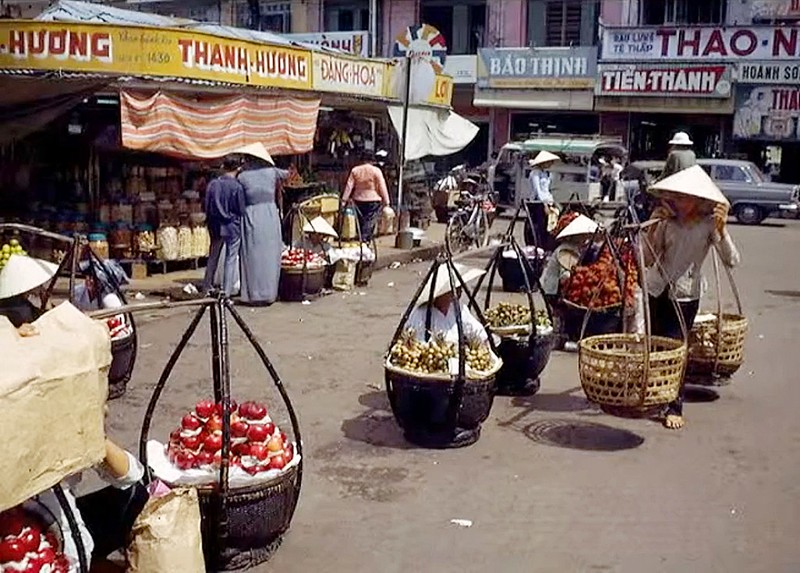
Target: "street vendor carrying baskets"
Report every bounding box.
[644,165,741,430]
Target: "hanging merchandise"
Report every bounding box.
[328,129,354,158]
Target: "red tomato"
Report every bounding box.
[231,420,249,438]
[180,434,202,451]
[0,509,26,538]
[269,455,287,470]
[249,444,269,461]
[0,538,28,563]
[18,528,40,554]
[203,433,223,453]
[181,414,202,431]
[194,399,215,419]
[247,424,270,443]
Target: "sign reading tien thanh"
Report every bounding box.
[596,64,732,98]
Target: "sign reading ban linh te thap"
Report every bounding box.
[0,21,312,90]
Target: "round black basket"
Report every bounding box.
[495,330,555,396]
[472,235,555,396]
[139,296,303,571]
[109,332,137,399]
[279,266,326,301]
[385,369,496,448]
[561,300,623,341]
[385,256,501,449]
[497,250,543,293]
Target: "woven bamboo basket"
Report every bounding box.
[687,313,748,376]
[686,251,748,378]
[579,334,687,410]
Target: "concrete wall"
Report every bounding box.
[487,0,527,47]
[381,0,418,56]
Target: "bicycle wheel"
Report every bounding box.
[474,210,490,249]
[446,213,469,254]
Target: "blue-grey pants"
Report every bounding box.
[204,232,241,296]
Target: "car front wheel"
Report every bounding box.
[734,204,765,225]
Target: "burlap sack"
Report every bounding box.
[0,302,110,512]
[333,259,357,291]
[127,488,205,573]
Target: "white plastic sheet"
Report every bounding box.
[388,106,480,161]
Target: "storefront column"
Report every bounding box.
[492,108,510,151]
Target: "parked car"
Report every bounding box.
[628,159,800,225]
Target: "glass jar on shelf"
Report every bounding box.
[156,223,179,261]
[135,224,157,260]
[110,222,133,260]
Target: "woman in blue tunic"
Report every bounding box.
[235,143,289,306]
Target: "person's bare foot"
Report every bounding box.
[664,414,685,430]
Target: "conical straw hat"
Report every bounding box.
[529,150,560,167]
[649,165,729,206]
[233,142,274,165]
[303,216,338,238]
[0,255,59,299]
[556,214,599,240]
[416,263,485,306]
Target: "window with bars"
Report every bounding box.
[640,0,727,25]
[544,0,583,47]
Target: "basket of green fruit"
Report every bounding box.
[385,257,502,449]
[472,239,555,396]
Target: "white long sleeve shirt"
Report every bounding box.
[406,301,488,344]
[525,169,554,203]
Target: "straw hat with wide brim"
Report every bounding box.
[668,131,693,146]
[416,263,485,306]
[649,165,729,207]
[0,255,59,299]
[557,214,599,240]
[233,142,274,165]
[303,216,338,238]
[529,150,560,168]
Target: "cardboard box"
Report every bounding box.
[0,303,111,511]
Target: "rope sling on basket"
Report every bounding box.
[385,255,502,448]
[137,295,303,571]
[686,248,748,379]
[495,203,546,293]
[332,201,377,290]
[577,227,688,415]
[472,235,555,396]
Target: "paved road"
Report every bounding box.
[107,220,800,573]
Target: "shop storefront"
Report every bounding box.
[732,62,800,184]
[595,62,734,159]
[474,46,598,150]
[597,23,800,161]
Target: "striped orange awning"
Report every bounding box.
[120,90,320,159]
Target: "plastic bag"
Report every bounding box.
[332,259,356,291]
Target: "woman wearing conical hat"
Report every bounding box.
[523,150,560,251]
[644,165,741,430]
[0,253,58,327]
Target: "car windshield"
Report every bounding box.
[743,162,767,183]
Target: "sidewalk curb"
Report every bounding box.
[374,243,443,271]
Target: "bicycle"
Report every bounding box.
[446,188,495,254]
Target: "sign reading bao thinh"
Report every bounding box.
[596,64,732,98]
[0,21,312,90]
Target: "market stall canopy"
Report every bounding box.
[388,106,479,162]
[120,90,320,159]
[0,77,109,146]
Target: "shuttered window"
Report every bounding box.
[544,0,582,47]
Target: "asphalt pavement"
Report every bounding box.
[106,218,800,573]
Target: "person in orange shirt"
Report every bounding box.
[341,151,390,242]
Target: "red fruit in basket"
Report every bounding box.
[180,434,202,451]
[232,442,251,456]
[19,528,40,554]
[238,401,253,419]
[214,400,238,417]
[0,509,26,538]
[269,454,287,471]
[283,443,294,461]
[169,429,181,445]
[249,444,269,461]
[196,450,214,467]
[43,533,57,551]
[206,414,224,433]
[194,399,215,419]
[250,402,268,420]
[267,437,283,453]
[181,414,202,431]
[247,424,270,443]
[231,420,249,438]
[263,422,276,437]
[0,538,28,562]
[36,547,57,565]
[175,451,197,470]
[203,433,223,453]
[279,431,288,444]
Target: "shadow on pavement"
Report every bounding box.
[340,391,416,450]
[497,387,594,429]
[765,289,800,299]
[522,418,645,452]
[684,386,721,403]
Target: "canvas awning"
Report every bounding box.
[120,90,320,159]
[388,106,479,162]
